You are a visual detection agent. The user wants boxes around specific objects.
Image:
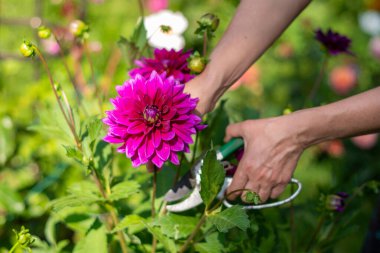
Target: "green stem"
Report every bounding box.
[305,55,329,107]
[305,214,326,252]
[34,47,81,148]
[137,0,144,17]
[203,31,208,57]
[8,242,19,253]
[83,41,103,113]
[179,214,207,253]
[191,133,199,164]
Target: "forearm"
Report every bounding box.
[292,87,380,148]
[201,0,311,106]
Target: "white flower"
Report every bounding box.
[144,10,188,50]
[359,11,380,36]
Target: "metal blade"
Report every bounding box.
[166,186,203,212]
[164,171,195,202]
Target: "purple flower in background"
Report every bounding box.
[326,192,349,212]
[103,71,205,168]
[315,29,352,55]
[129,48,194,84]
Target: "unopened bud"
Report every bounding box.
[13,226,35,247]
[325,192,349,212]
[283,107,293,115]
[69,20,89,38]
[38,26,51,39]
[200,13,220,32]
[188,52,207,74]
[19,40,35,57]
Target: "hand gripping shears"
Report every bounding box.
[165,138,302,212]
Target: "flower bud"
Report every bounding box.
[325,192,349,212]
[19,40,35,57]
[38,26,51,39]
[200,13,220,32]
[283,107,293,115]
[14,226,34,247]
[188,52,206,74]
[69,20,89,38]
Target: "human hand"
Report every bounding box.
[224,117,305,202]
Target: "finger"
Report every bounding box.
[241,181,260,203]
[226,166,249,200]
[258,187,271,203]
[270,184,287,199]
[224,123,244,142]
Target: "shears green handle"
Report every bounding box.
[217,138,244,160]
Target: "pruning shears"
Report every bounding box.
[165,138,302,212]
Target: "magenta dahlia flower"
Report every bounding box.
[103,71,205,168]
[129,48,194,83]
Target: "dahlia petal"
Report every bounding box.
[131,154,142,167]
[146,138,155,158]
[184,144,190,153]
[131,134,145,152]
[170,152,180,165]
[127,121,146,134]
[173,127,194,144]
[138,146,148,164]
[161,131,175,141]
[152,155,164,168]
[170,137,184,151]
[157,142,170,161]
[196,124,207,131]
[153,130,162,148]
[103,135,124,144]
[117,144,126,153]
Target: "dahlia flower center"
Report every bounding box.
[143,105,160,124]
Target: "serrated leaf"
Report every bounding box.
[143,221,177,253]
[153,214,198,240]
[200,150,225,209]
[74,221,107,253]
[63,145,82,161]
[208,205,250,232]
[194,233,223,253]
[112,214,145,234]
[87,118,103,144]
[109,181,140,202]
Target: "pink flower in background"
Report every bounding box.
[41,38,61,56]
[103,72,205,168]
[351,133,378,150]
[129,48,194,83]
[370,37,380,60]
[147,0,168,13]
[329,65,357,95]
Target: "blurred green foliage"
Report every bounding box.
[1,0,380,252]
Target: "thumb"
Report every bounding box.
[224,122,245,142]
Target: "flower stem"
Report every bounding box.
[151,166,157,253]
[8,242,19,253]
[52,31,86,114]
[179,214,207,253]
[137,0,144,17]
[83,41,103,113]
[203,31,208,56]
[191,133,199,164]
[34,47,81,148]
[306,55,329,106]
[305,214,326,252]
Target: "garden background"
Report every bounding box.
[1,0,380,252]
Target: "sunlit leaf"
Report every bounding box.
[152,213,198,239]
[208,205,249,232]
[73,220,107,253]
[109,181,140,202]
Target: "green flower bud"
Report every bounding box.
[200,13,220,32]
[14,226,34,247]
[38,26,51,39]
[188,52,207,74]
[69,20,89,38]
[283,107,293,115]
[19,40,35,57]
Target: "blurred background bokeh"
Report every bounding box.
[1,0,380,252]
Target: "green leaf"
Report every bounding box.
[87,118,103,144]
[143,221,177,253]
[112,214,145,234]
[152,214,198,240]
[63,145,82,161]
[131,18,147,50]
[109,181,140,202]
[194,233,223,253]
[200,150,225,209]
[200,100,229,150]
[208,205,250,232]
[74,221,107,253]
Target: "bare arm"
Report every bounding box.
[225,87,380,201]
[186,0,311,114]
